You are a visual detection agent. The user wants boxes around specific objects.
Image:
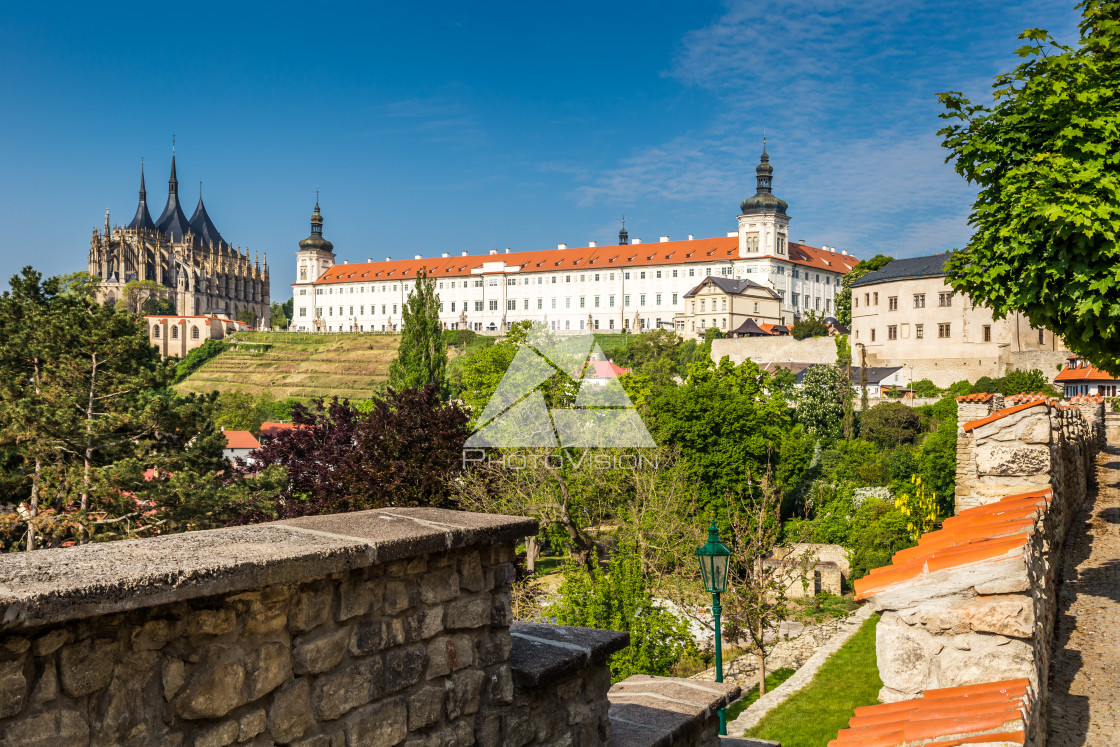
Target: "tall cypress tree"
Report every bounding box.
[388,269,448,395]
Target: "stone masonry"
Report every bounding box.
[853,396,1100,746]
[0,507,737,747]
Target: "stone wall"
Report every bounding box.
[852,396,1100,746]
[0,508,737,747]
[710,336,837,366]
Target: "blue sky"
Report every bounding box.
[0,0,1081,298]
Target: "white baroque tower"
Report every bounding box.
[738,141,790,259]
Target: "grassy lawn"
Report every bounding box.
[742,613,880,746]
[724,667,796,722]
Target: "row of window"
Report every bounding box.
[151,325,202,340]
[857,292,952,310]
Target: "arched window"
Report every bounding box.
[171,325,178,339]
[153,325,161,338]
[192,326,200,339]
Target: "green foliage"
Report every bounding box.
[235,308,258,328]
[269,301,288,330]
[388,269,448,395]
[945,380,973,397]
[895,474,938,543]
[172,338,226,383]
[790,315,830,340]
[848,498,914,580]
[794,364,851,439]
[551,543,690,682]
[835,335,851,366]
[141,296,175,315]
[939,4,1120,374]
[213,390,263,432]
[835,254,893,325]
[121,279,173,316]
[745,614,882,747]
[999,368,1054,396]
[910,378,942,398]
[703,327,724,343]
[859,402,920,447]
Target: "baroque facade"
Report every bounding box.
[291,145,860,334]
[87,153,270,324]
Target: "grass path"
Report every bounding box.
[743,613,881,747]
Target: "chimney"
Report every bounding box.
[367,258,373,263]
[414,254,421,260]
[632,238,641,245]
[800,239,806,244]
[343,260,348,264]
[588,241,597,248]
[659,236,669,243]
[688,234,694,241]
[441,252,449,258]
[489,249,498,255]
[385,257,391,262]
[726,232,737,238]
[841,250,848,256]
[557,243,567,250]
[461,251,468,257]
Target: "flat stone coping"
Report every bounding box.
[609,675,740,747]
[509,621,629,689]
[0,507,537,632]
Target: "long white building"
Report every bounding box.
[291,147,859,335]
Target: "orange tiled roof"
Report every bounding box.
[310,239,859,284]
[1054,361,1120,383]
[960,400,1051,433]
[223,430,262,450]
[259,421,297,437]
[853,488,1052,601]
[954,393,995,403]
[829,679,1030,747]
[1068,394,1106,404]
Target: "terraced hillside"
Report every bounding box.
[175,332,399,401]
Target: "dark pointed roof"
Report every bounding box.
[127,164,154,231]
[740,141,788,217]
[189,188,226,248]
[298,196,334,253]
[683,275,781,300]
[728,318,770,336]
[154,154,191,242]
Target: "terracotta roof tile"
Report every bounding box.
[830,679,1030,747]
[310,238,859,284]
[259,421,298,437]
[1068,394,1106,404]
[954,393,995,403]
[961,400,1049,433]
[1054,360,1120,383]
[853,488,1052,601]
[222,430,261,450]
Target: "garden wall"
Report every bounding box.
[0,508,738,747]
[850,395,1100,746]
[710,336,837,366]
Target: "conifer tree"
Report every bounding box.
[388,269,448,395]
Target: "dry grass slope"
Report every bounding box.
[175,332,400,401]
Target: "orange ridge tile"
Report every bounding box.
[962,400,1049,433]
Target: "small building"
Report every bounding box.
[764,543,850,598]
[222,429,261,462]
[678,276,783,337]
[258,421,298,445]
[146,312,249,358]
[582,360,630,387]
[795,364,905,395]
[1055,356,1120,398]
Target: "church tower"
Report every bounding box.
[738,141,790,258]
[296,195,336,284]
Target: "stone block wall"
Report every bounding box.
[0,508,738,747]
[852,397,1099,746]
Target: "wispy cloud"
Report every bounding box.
[376,95,485,146]
[574,0,1078,258]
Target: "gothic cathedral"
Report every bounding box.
[87,151,270,324]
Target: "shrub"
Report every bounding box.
[791,316,830,340]
[945,380,973,397]
[173,338,226,383]
[860,402,920,447]
[910,378,941,398]
[999,368,1054,396]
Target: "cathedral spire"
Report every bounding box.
[189,178,226,248]
[155,144,191,241]
[128,160,155,231]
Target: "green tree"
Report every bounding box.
[999,369,1054,396]
[790,315,830,340]
[388,269,448,394]
[121,279,173,316]
[141,296,176,315]
[793,364,851,440]
[860,403,921,448]
[835,255,893,325]
[551,540,690,682]
[270,301,288,330]
[939,2,1120,373]
[214,390,263,432]
[910,379,942,398]
[236,308,258,328]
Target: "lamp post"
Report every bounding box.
[696,520,731,735]
[909,364,914,401]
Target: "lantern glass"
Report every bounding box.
[696,521,731,594]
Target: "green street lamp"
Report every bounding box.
[696,519,731,735]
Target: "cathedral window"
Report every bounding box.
[153,326,160,338]
[191,326,199,339]
[171,325,178,339]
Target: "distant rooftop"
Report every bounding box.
[851,254,950,287]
